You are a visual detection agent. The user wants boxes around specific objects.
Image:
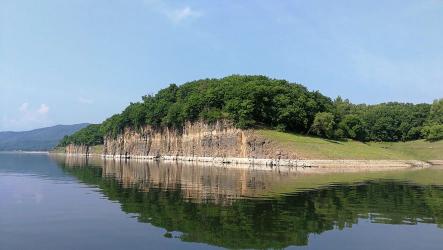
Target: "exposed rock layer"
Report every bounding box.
[66,121,297,160]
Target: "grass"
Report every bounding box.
[258,129,443,160]
[371,140,443,160]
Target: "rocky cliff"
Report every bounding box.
[65,120,297,160]
[103,120,297,159]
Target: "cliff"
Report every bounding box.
[65,120,297,160]
[102,120,297,160]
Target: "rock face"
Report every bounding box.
[65,120,297,160]
[102,120,296,159]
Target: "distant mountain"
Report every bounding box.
[0,123,90,151]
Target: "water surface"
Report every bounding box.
[1,153,443,249]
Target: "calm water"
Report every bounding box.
[1,153,443,250]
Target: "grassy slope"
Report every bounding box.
[258,129,443,160]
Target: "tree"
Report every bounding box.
[428,99,443,125]
[338,115,367,141]
[310,112,335,139]
[422,125,443,141]
[333,96,352,123]
[58,124,103,146]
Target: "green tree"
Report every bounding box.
[428,99,443,125]
[338,115,367,141]
[310,112,335,139]
[422,125,443,141]
[58,124,103,146]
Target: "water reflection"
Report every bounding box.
[49,155,443,249]
[0,152,71,180]
[58,155,304,203]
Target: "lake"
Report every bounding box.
[1,152,443,250]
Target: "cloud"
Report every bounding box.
[143,0,202,23]
[37,104,49,114]
[165,6,202,23]
[19,102,29,112]
[1,103,51,131]
[78,97,94,104]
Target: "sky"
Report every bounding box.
[1,0,442,131]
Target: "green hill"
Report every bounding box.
[59,75,442,149]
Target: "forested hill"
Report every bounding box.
[0,124,89,151]
[59,75,443,147]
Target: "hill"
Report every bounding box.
[0,124,89,151]
[59,75,442,148]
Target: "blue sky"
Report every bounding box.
[1,0,442,131]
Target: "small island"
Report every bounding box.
[54,75,443,169]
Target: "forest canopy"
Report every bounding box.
[59,75,443,146]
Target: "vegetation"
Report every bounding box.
[309,112,335,138]
[421,99,443,141]
[58,124,103,146]
[58,75,442,146]
[332,98,434,141]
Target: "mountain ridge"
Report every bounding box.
[0,123,90,151]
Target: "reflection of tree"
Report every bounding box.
[56,158,443,249]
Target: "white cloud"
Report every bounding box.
[166,6,202,23]
[1,103,51,131]
[143,0,202,23]
[37,104,49,114]
[78,97,94,104]
[19,102,29,112]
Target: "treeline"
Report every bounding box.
[314,98,443,142]
[58,124,103,147]
[59,75,443,146]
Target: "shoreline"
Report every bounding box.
[0,150,49,154]
[50,152,439,171]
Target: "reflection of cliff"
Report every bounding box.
[101,161,280,205]
[53,155,443,249]
[55,155,295,204]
